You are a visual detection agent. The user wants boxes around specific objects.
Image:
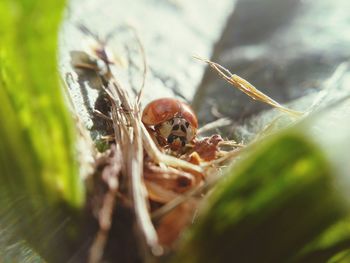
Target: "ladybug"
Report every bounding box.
[142,98,198,151]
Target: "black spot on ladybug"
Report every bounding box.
[173,124,180,131]
[181,125,186,133]
[180,137,186,147]
[167,135,175,144]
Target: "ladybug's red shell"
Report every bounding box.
[142,98,198,128]
[178,102,198,129]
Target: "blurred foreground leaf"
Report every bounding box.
[0,0,83,207]
[0,0,84,261]
[176,129,350,263]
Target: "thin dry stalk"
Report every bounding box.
[130,28,148,106]
[131,108,163,255]
[206,148,242,166]
[93,109,112,121]
[194,57,303,117]
[197,117,233,135]
[218,140,244,148]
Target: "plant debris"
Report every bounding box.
[68,26,302,262]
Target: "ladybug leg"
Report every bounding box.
[156,133,167,147]
[144,126,164,148]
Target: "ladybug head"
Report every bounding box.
[155,117,195,150]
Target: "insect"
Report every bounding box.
[142,98,198,151]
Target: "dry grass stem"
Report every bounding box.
[93,109,112,121]
[218,140,244,148]
[205,148,242,166]
[194,57,303,117]
[130,28,148,106]
[197,117,233,135]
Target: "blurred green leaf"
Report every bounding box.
[290,219,350,263]
[0,0,83,210]
[0,0,85,261]
[175,131,350,263]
